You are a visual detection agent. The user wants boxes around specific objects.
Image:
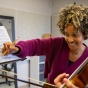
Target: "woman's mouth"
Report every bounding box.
[68,43,76,47]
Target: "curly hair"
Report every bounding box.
[57,3,88,40]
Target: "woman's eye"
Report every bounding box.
[64,33,69,37]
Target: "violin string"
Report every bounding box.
[0,69,57,87]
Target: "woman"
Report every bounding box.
[2,3,88,88]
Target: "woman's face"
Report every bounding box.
[64,24,84,51]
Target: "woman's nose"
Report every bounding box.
[67,37,74,42]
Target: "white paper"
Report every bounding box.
[0,26,21,63]
[0,54,21,63]
[0,26,11,55]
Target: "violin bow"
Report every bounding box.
[0,74,43,87]
[0,69,57,88]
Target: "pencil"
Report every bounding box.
[2,37,19,56]
[12,37,19,45]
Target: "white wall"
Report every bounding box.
[52,0,88,15]
[0,0,53,87]
[0,0,52,14]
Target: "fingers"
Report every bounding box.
[2,42,19,55]
[2,42,13,55]
[54,73,69,87]
[63,78,79,88]
[54,73,79,88]
[3,42,12,50]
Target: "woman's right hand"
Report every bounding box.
[2,42,19,55]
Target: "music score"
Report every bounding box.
[0,54,22,64]
[0,25,22,64]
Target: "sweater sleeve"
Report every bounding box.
[14,37,65,59]
[14,38,53,58]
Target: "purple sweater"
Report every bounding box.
[15,37,88,84]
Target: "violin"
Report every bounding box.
[61,58,88,88]
[71,64,88,88]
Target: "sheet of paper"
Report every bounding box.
[0,26,11,55]
[0,54,22,63]
[0,25,22,64]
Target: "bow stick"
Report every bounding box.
[0,69,57,88]
[0,74,43,87]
